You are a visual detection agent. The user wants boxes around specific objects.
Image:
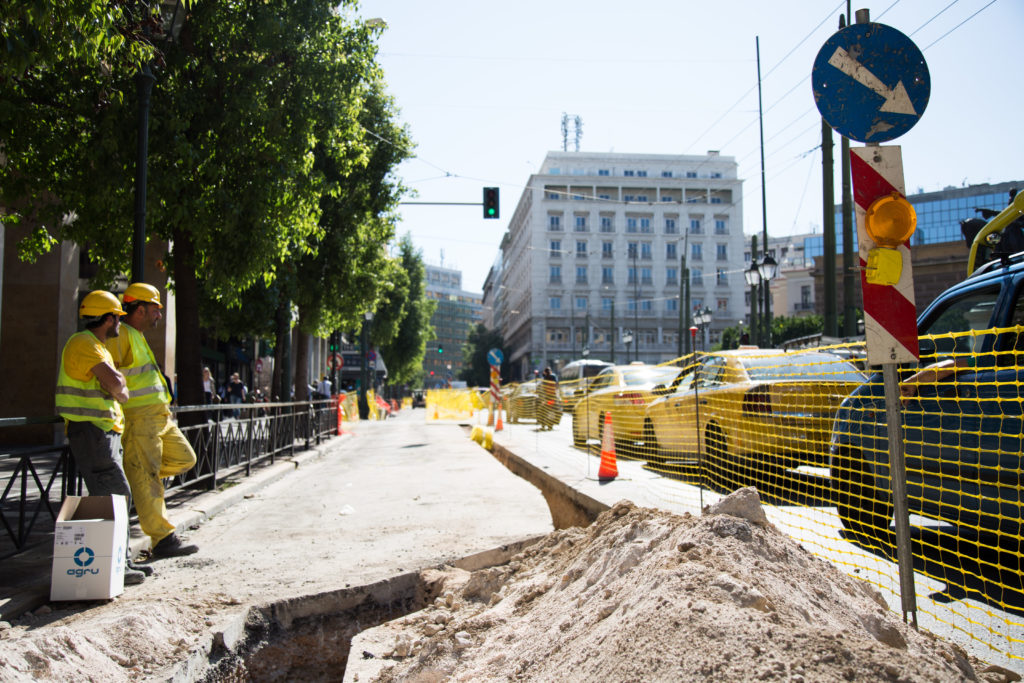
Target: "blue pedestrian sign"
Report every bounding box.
[487,348,503,367]
[812,22,929,144]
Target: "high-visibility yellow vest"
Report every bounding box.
[120,325,171,410]
[56,332,124,433]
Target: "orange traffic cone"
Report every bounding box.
[495,401,504,432]
[433,405,439,420]
[597,412,618,481]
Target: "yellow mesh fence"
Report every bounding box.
[425,388,478,422]
[504,330,1024,666]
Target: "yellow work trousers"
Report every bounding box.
[122,415,197,546]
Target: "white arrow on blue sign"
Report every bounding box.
[487,348,503,366]
[812,22,929,144]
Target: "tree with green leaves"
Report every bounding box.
[459,324,507,387]
[375,235,436,388]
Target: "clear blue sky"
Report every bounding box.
[354,0,1023,293]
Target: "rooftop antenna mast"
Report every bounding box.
[561,113,569,152]
[574,115,583,152]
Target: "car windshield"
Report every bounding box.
[620,366,682,386]
[740,353,865,383]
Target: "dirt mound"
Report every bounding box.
[367,491,980,682]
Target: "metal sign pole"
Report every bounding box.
[882,363,917,626]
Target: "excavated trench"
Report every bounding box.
[175,435,602,682]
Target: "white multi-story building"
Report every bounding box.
[491,151,746,380]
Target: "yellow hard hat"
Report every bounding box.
[123,282,163,308]
[80,291,127,318]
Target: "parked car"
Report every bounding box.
[572,363,684,455]
[643,350,865,477]
[558,359,613,410]
[830,253,1024,539]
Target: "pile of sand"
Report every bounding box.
[360,490,1000,682]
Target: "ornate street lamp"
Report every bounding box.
[758,254,778,345]
[745,260,761,346]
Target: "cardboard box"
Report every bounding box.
[50,495,128,601]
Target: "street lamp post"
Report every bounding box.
[758,254,779,346]
[745,259,761,347]
[622,329,634,363]
[358,311,373,419]
[693,306,712,352]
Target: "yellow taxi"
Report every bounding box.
[643,349,865,477]
[571,363,684,456]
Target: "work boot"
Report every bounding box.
[151,532,199,559]
[124,568,146,586]
[128,559,154,576]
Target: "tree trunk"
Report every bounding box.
[272,295,289,401]
[294,322,310,401]
[171,226,204,427]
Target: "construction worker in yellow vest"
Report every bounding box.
[56,290,148,585]
[106,282,199,559]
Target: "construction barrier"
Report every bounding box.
[482,327,1024,669]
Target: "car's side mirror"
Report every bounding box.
[918,337,937,361]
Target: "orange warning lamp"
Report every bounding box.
[865,192,917,248]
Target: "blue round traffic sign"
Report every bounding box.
[487,348,503,366]
[812,22,929,143]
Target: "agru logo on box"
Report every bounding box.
[69,546,99,577]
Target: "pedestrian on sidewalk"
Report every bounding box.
[55,291,147,585]
[106,283,199,560]
[226,373,247,417]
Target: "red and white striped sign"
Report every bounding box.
[851,145,919,365]
[490,366,501,403]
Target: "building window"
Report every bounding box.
[550,240,562,257]
[686,171,697,178]
[602,266,614,284]
[666,267,678,284]
[575,216,588,231]
[628,267,638,285]
[710,196,723,204]
[641,299,652,312]
[549,265,562,283]
[691,243,702,261]
[715,219,727,234]
[598,169,610,176]
[716,268,728,286]
[717,297,729,310]
[576,240,587,257]
[666,298,678,312]
[640,217,652,233]
[627,299,636,312]
[666,242,677,260]
[549,215,561,230]
[626,217,638,233]
[624,194,635,202]
[641,267,652,285]
[549,296,561,310]
[636,195,648,202]
[546,191,560,200]
[692,269,703,285]
[716,243,728,261]
[690,218,702,234]
[641,242,652,260]
[627,242,638,259]
[665,218,677,234]
[602,297,613,311]
[576,296,587,310]
[637,170,648,177]
[547,328,565,342]
[662,171,673,178]
[576,266,588,284]
[661,196,673,202]
[602,241,613,258]
[624,170,635,177]
[600,216,614,232]
[711,172,722,179]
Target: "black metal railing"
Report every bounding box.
[0,399,339,559]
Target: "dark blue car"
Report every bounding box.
[830,256,1024,539]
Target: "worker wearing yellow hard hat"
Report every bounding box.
[106,282,199,559]
[56,291,148,585]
